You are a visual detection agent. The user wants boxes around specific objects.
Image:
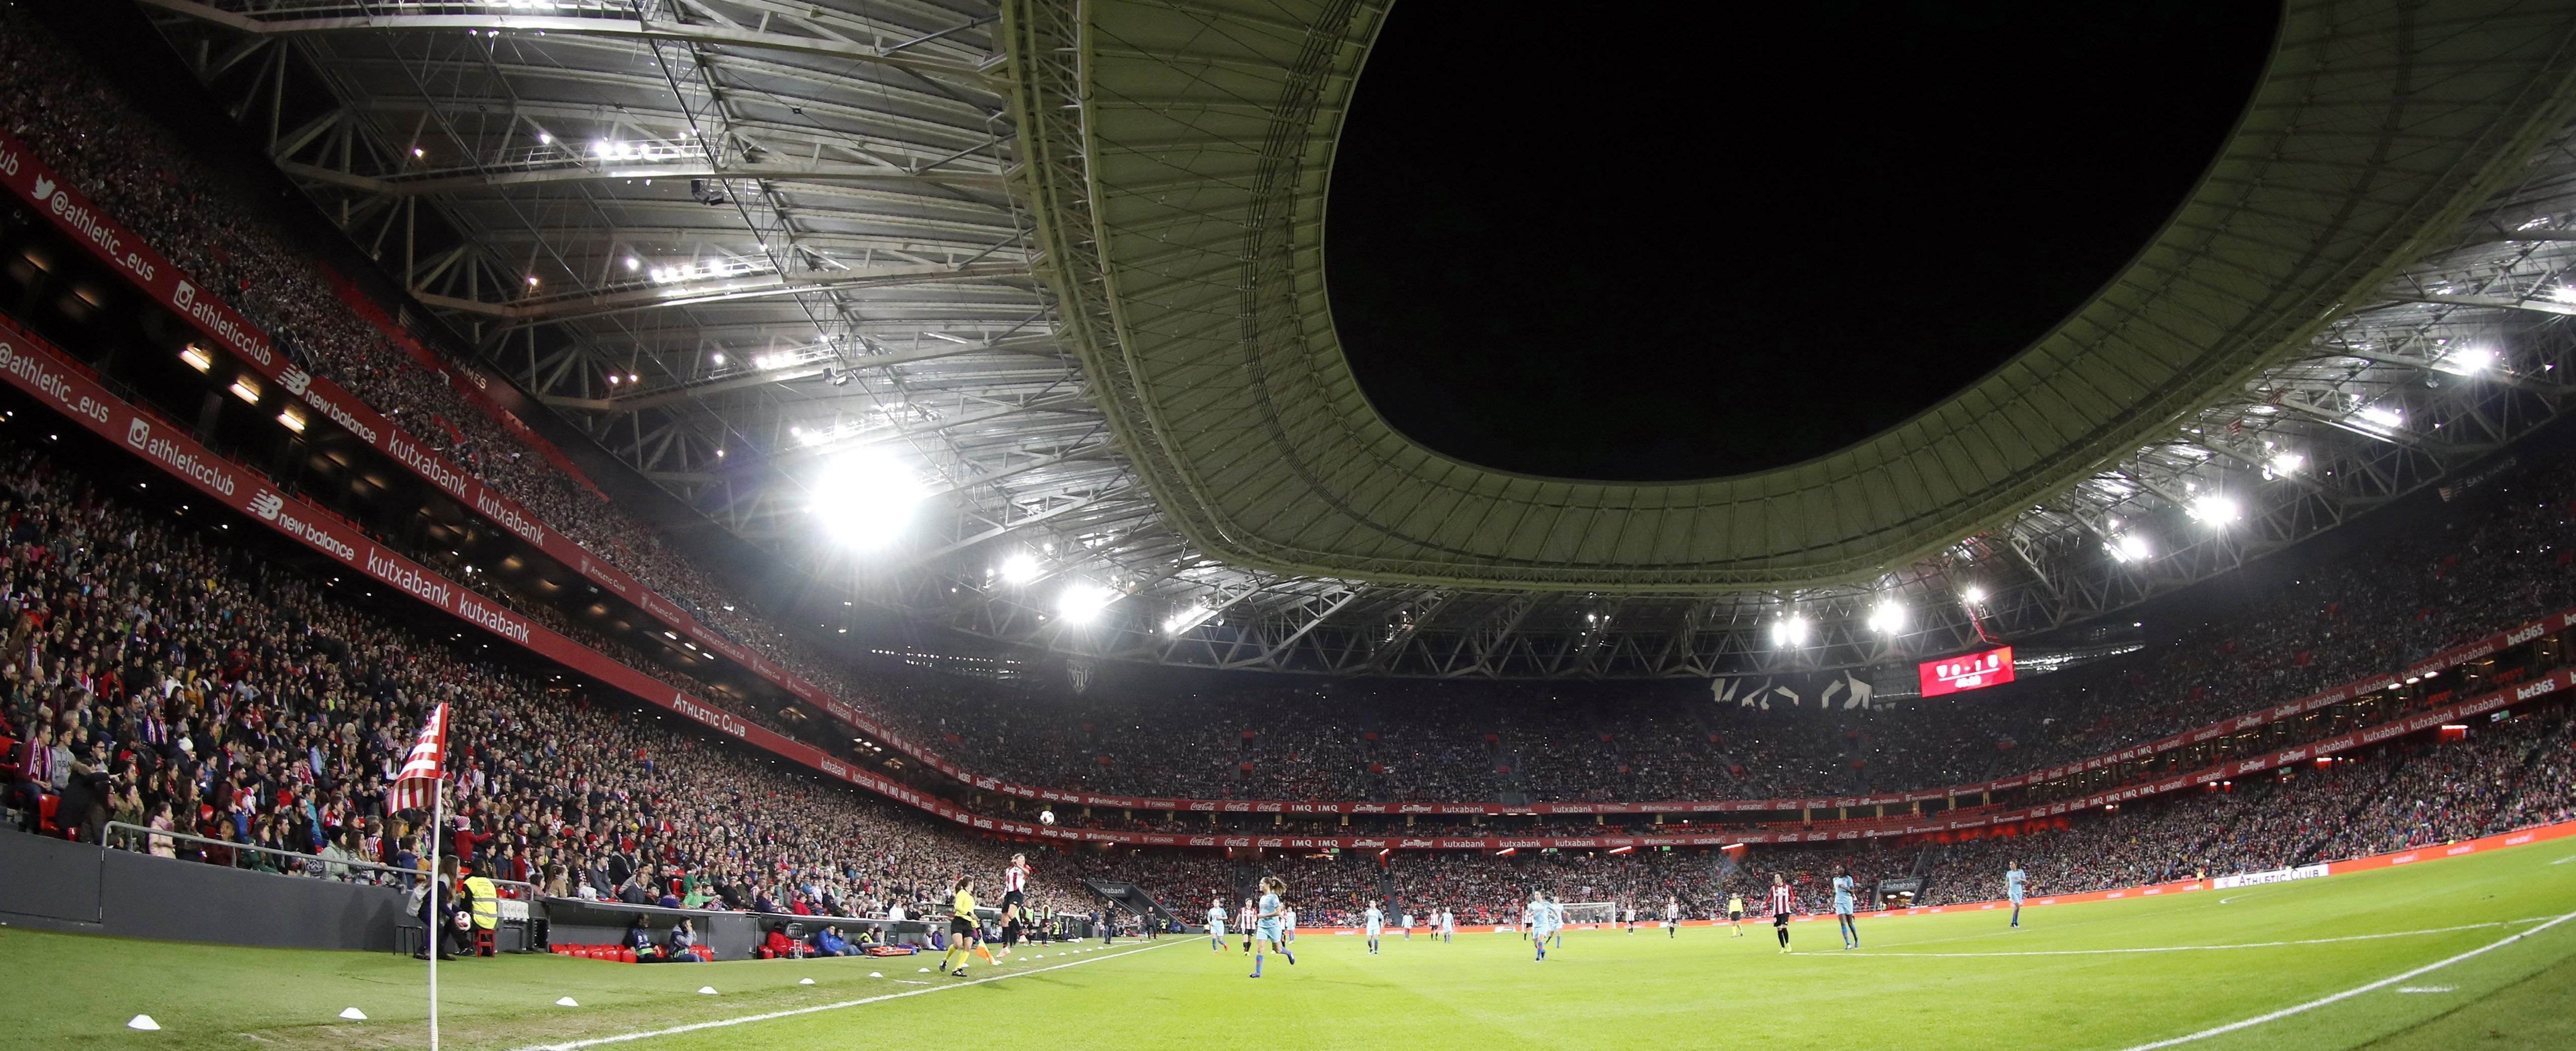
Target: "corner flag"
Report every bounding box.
[387,702,450,812]
[388,702,451,1050]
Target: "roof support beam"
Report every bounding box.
[897,488,1129,569]
[2388,292,2576,316]
[417,262,1025,322]
[134,0,993,83]
[278,159,1005,197]
[547,333,1061,412]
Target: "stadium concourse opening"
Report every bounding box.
[1329,3,2278,480]
[5,1,2576,1049]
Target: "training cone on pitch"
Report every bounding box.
[555,997,580,1007]
[799,978,815,985]
[868,972,883,978]
[127,1015,160,1031]
[337,1008,367,1020]
[697,987,718,995]
[917,966,930,973]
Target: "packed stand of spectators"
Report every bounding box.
[844,453,2576,806]
[1897,709,2576,906]
[0,429,1094,928]
[0,7,977,762]
[9,5,2576,827]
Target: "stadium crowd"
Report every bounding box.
[11,4,2576,824]
[0,411,2572,936]
[0,428,1119,926]
[9,4,2576,945]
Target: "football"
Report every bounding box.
[1038,809,1056,826]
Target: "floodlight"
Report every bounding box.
[1057,582,1115,623]
[998,552,1041,584]
[2357,405,2403,429]
[808,448,923,549]
[2189,494,2241,526]
[2441,347,2497,374]
[1865,600,1906,634]
[1768,615,1808,647]
[2108,534,2151,562]
[1164,604,1218,634]
[1960,586,1987,605]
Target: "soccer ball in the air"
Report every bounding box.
[1039,809,1057,826]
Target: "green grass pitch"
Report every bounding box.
[9,841,2576,1050]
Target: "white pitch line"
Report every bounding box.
[508,939,1183,1051]
[2553,854,2576,865]
[2116,908,2576,1050]
[1835,917,2557,958]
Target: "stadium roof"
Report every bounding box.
[141,0,2576,677]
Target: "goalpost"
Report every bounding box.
[1560,902,1619,926]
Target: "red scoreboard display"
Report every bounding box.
[1919,646,2016,697]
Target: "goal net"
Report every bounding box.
[1560,902,1619,925]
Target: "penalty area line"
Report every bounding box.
[507,940,1184,1050]
[2115,907,2576,1050]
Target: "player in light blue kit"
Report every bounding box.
[1207,897,1228,951]
[1250,876,1295,977]
[1363,900,1386,955]
[1528,890,1562,961]
[1832,865,1860,949]
[2007,860,2029,928]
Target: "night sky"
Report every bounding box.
[1326,2,2280,481]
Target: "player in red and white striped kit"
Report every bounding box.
[995,854,1031,959]
[1769,873,1796,953]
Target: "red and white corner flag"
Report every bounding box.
[388,702,450,813]
[390,702,452,1050]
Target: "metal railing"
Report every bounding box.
[102,822,539,901]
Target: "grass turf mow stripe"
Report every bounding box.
[507,941,1187,1051]
[11,836,2576,1050]
[2114,909,2576,1050]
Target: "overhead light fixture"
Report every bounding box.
[808,447,923,549]
[2188,493,2242,526]
[2440,347,2497,374]
[1057,582,1115,624]
[228,377,262,405]
[1767,615,1809,648]
[1164,604,1218,635]
[276,408,306,434]
[2264,450,2304,480]
[998,552,1041,584]
[2107,533,2151,562]
[1865,600,1906,634]
[2357,404,2404,429]
[178,345,212,372]
[1960,586,1987,605]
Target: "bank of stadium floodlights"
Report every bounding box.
[140,0,2576,680]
